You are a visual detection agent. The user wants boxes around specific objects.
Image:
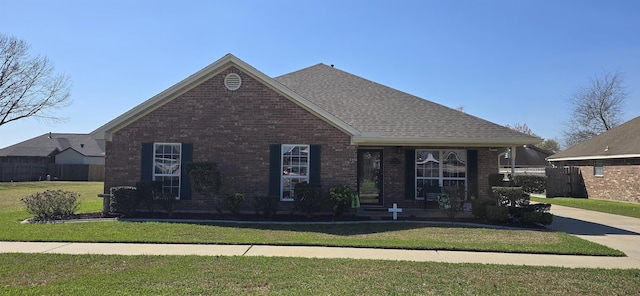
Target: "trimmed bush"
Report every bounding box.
[136,181,163,211]
[21,189,80,220]
[110,186,138,215]
[513,175,546,194]
[520,211,553,225]
[471,198,497,219]
[329,185,354,217]
[186,162,222,212]
[224,193,245,215]
[485,205,510,222]
[293,182,322,216]
[488,173,505,187]
[492,186,528,207]
[253,196,279,219]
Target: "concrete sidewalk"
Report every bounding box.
[2,202,639,269]
[2,241,640,269]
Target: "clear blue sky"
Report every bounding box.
[1,0,639,148]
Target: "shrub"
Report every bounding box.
[293,182,322,216]
[520,211,553,225]
[253,196,279,219]
[136,181,163,212]
[329,185,354,217]
[485,205,510,222]
[224,193,245,215]
[110,186,138,215]
[21,190,80,220]
[492,186,528,207]
[186,162,222,212]
[488,173,505,187]
[513,175,546,194]
[471,198,496,219]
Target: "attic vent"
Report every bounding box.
[224,73,242,91]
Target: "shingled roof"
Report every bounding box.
[92,54,540,147]
[548,115,640,161]
[275,63,539,146]
[0,133,105,158]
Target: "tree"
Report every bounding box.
[562,71,626,147]
[505,122,535,136]
[0,34,71,127]
[537,138,561,153]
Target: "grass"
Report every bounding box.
[1,253,639,295]
[0,182,624,256]
[532,196,640,218]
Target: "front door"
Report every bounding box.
[357,150,383,205]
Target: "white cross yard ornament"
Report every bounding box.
[388,203,403,220]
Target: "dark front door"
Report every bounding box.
[357,150,383,205]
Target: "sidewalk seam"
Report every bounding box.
[42,242,73,253]
[242,245,253,256]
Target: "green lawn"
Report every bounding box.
[1,182,638,294]
[0,181,623,256]
[1,253,638,295]
[532,196,640,218]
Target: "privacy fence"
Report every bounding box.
[0,163,104,182]
[545,166,588,198]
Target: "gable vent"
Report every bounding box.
[224,73,242,91]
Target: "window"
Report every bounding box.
[153,143,181,198]
[416,149,467,199]
[281,144,310,201]
[594,160,604,176]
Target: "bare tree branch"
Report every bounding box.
[0,34,72,127]
[562,71,626,148]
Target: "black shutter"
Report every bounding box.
[140,143,153,182]
[268,144,281,197]
[309,145,321,184]
[404,148,416,199]
[180,143,193,200]
[467,150,478,200]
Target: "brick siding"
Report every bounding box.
[573,158,640,203]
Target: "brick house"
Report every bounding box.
[91,54,540,213]
[547,116,640,203]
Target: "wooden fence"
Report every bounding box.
[0,163,104,182]
[545,166,588,198]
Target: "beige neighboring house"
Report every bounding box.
[547,116,640,203]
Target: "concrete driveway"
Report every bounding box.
[546,204,640,259]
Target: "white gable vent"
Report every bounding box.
[224,73,242,91]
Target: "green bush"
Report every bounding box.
[329,185,354,217]
[471,198,496,219]
[21,189,80,220]
[492,186,528,207]
[224,193,245,215]
[520,212,553,225]
[513,175,546,194]
[293,182,322,216]
[488,173,505,187]
[253,196,279,219]
[186,162,222,212]
[136,181,163,211]
[485,205,510,222]
[110,186,139,215]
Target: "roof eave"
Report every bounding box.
[547,154,640,162]
[352,136,541,147]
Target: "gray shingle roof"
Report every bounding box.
[275,64,539,144]
[548,115,640,161]
[0,133,105,157]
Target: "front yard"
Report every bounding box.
[1,181,639,295]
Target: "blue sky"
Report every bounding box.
[1,0,638,148]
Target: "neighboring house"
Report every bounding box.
[0,133,105,182]
[498,145,553,175]
[547,116,640,203]
[91,54,540,213]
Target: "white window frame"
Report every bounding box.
[153,143,182,199]
[280,144,310,201]
[594,160,604,177]
[415,149,467,200]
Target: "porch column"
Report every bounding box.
[510,145,516,176]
